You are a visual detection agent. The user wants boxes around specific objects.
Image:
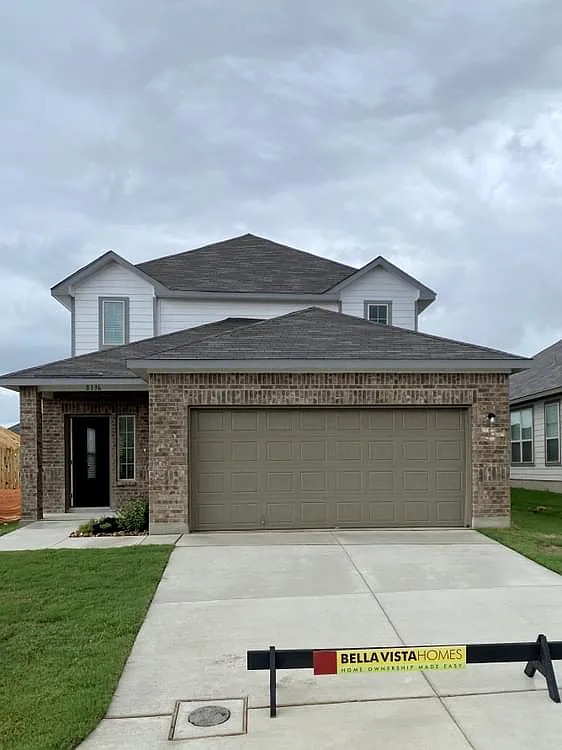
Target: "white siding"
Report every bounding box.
[73,262,155,355]
[510,399,562,481]
[158,299,339,335]
[339,267,419,330]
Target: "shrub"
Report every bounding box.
[75,519,96,536]
[117,498,149,533]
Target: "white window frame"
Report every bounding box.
[510,407,534,465]
[364,301,392,326]
[99,297,129,348]
[544,401,560,465]
[117,415,136,481]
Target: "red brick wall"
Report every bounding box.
[40,392,149,512]
[148,372,510,532]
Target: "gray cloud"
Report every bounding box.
[2,0,562,424]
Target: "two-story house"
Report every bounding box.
[0,234,528,534]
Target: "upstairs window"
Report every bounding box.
[545,402,560,464]
[511,408,533,464]
[365,302,391,326]
[99,297,129,347]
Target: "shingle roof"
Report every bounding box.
[0,319,260,381]
[510,339,562,402]
[136,233,355,293]
[138,307,526,363]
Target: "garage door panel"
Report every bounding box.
[436,471,463,491]
[231,411,258,431]
[435,410,463,430]
[336,501,363,523]
[301,502,329,524]
[266,441,293,461]
[402,471,429,491]
[403,500,430,523]
[267,472,294,492]
[231,441,257,461]
[368,441,394,461]
[402,441,428,460]
[300,441,326,461]
[436,440,462,460]
[369,501,398,523]
[436,499,464,523]
[191,408,467,530]
[368,471,395,491]
[335,441,362,461]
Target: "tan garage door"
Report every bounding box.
[190,408,467,531]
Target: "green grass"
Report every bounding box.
[0,521,19,536]
[0,546,172,750]
[481,488,562,575]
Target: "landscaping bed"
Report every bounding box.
[481,488,562,575]
[71,498,148,537]
[0,545,172,750]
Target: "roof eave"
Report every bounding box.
[128,357,529,377]
[155,290,341,301]
[0,377,148,392]
[510,386,562,405]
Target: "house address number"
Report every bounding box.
[86,384,102,391]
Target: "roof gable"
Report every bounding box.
[135,233,354,294]
[51,251,167,307]
[329,256,436,310]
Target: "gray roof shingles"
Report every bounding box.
[1,308,526,385]
[0,319,260,381]
[510,339,562,402]
[135,233,355,294]
[139,307,526,363]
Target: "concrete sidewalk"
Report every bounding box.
[77,529,562,749]
[0,515,179,550]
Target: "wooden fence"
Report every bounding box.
[0,428,20,490]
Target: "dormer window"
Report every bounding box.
[365,302,391,326]
[99,297,129,348]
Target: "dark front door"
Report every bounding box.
[71,417,110,507]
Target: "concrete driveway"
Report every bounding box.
[81,530,562,749]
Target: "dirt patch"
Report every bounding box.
[0,489,21,522]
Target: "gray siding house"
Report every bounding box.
[510,339,562,491]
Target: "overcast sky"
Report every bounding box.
[1,0,562,425]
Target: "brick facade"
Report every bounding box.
[20,390,148,516]
[20,386,43,520]
[148,372,511,533]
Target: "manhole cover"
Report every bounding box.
[188,705,231,727]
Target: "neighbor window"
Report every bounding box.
[118,415,135,480]
[510,408,533,464]
[366,302,391,325]
[545,402,560,464]
[100,298,129,347]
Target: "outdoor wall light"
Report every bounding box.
[487,412,496,425]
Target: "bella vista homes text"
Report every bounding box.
[0,234,530,534]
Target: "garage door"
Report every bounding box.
[190,408,467,530]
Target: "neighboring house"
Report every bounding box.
[0,234,528,533]
[510,339,562,492]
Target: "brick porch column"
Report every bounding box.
[148,375,189,534]
[19,386,43,521]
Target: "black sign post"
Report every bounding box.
[248,634,562,717]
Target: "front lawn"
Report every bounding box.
[481,488,562,575]
[0,521,19,536]
[0,546,172,750]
